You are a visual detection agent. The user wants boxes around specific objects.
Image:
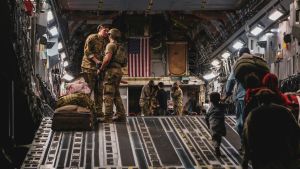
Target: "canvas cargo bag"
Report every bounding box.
[52,105,96,131]
[56,93,95,111]
[233,53,269,87]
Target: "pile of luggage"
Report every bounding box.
[52,78,96,131]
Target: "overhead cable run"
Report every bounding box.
[209,0,289,60]
[188,0,269,75]
[146,0,153,15]
[97,0,104,15]
[200,0,207,9]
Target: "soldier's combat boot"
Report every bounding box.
[96,112,105,123]
[103,113,113,123]
[215,147,221,158]
[112,112,126,122]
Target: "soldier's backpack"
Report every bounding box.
[233,53,270,88]
[113,43,127,67]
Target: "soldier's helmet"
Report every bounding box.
[108,28,121,39]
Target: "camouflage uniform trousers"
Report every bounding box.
[139,99,151,116]
[82,68,104,117]
[150,98,158,116]
[174,102,183,116]
[103,68,125,119]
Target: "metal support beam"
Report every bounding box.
[48,0,69,61]
[209,0,288,59]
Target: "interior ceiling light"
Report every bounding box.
[268,9,283,21]
[49,26,58,36]
[232,40,244,50]
[60,52,66,60]
[250,25,264,36]
[58,42,63,50]
[265,32,274,36]
[47,10,53,22]
[221,51,230,59]
[63,61,69,67]
[62,73,74,81]
[270,28,279,33]
[211,59,220,67]
[203,72,216,80]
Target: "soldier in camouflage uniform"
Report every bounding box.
[140,80,156,116]
[150,85,159,115]
[81,24,109,119]
[171,82,183,116]
[98,28,126,122]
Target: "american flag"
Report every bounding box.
[128,37,151,77]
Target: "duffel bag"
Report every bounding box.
[56,93,95,111]
[233,53,270,87]
[52,105,96,131]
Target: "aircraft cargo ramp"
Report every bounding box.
[21,116,244,169]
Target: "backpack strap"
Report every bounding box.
[108,43,122,68]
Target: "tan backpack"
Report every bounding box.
[112,43,128,67]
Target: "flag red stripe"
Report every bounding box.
[141,38,144,77]
[144,38,146,77]
[129,54,132,77]
[140,38,146,77]
[128,54,130,76]
[146,38,149,76]
[135,53,137,77]
[145,38,148,77]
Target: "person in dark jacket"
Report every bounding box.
[205,92,227,157]
[223,47,249,152]
[156,82,168,116]
[243,72,262,122]
[243,89,300,169]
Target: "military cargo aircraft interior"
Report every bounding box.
[1,0,300,168]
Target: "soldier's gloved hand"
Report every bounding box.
[96,61,102,69]
[96,63,101,69]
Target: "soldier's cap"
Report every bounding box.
[97,24,111,32]
[108,28,121,38]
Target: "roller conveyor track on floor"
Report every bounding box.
[21,116,246,169]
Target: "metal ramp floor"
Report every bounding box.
[22,116,243,169]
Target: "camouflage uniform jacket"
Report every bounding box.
[105,42,122,69]
[140,84,155,103]
[81,34,108,70]
[171,87,183,107]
